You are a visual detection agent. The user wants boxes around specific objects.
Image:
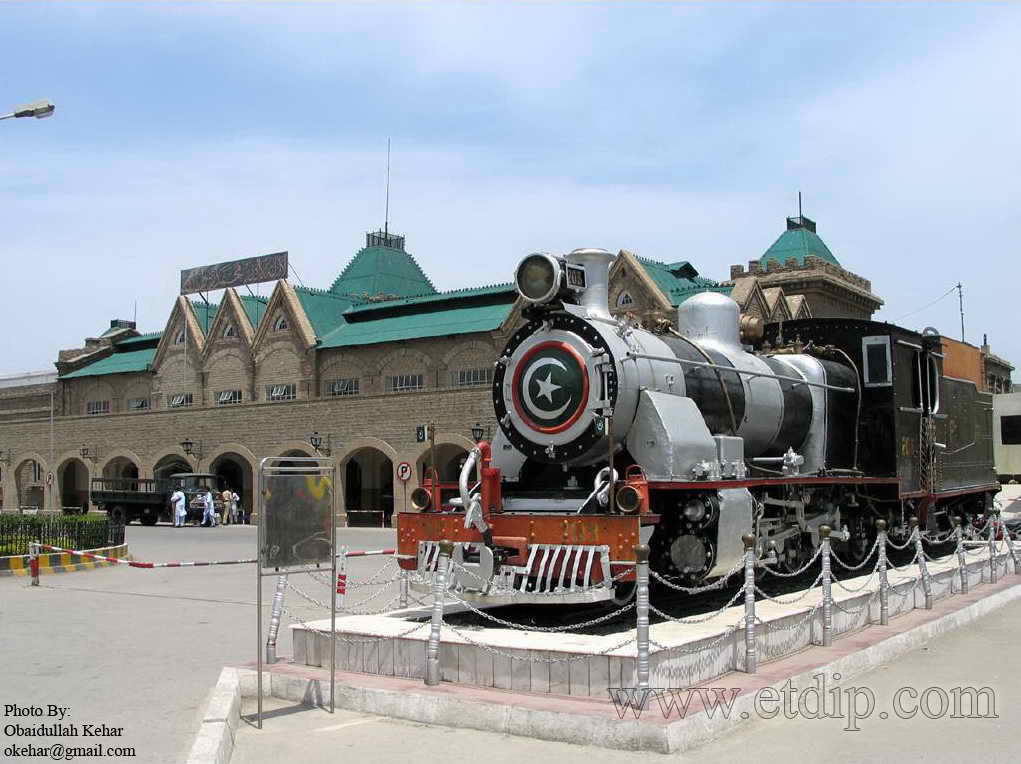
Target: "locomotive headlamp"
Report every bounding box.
[683,498,706,523]
[515,253,563,304]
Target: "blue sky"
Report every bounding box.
[2,2,1019,374]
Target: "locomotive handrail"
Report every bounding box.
[623,351,857,393]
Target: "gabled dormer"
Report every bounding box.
[150,296,206,409]
[201,288,256,362]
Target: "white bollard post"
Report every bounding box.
[425,540,453,686]
[820,525,833,647]
[634,544,651,691]
[742,534,758,672]
[911,518,932,609]
[954,517,969,595]
[876,519,889,625]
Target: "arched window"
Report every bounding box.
[174,328,186,344]
[617,291,634,307]
[223,323,238,338]
[272,314,289,332]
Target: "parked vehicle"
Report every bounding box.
[89,473,224,525]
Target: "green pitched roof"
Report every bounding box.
[329,244,436,300]
[59,347,156,379]
[635,257,732,306]
[760,218,839,267]
[238,294,269,330]
[114,331,162,348]
[320,296,514,349]
[191,300,219,335]
[344,283,515,315]
[294,287,357,338]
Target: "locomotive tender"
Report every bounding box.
[397,248,998,604]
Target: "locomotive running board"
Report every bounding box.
[413,541,615,605]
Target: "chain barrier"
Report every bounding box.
[442,618,638,664]
[758,544,822,578]
[885,528,917,551]
[754,573,823,605]
[650,586,744,624]
[650,558,744,591]
[281,603,429,645]
[828,536,879,572]
[310,557,399,589]
[832,590,877,617]
[831,566,879,594]
[446,589,636,632]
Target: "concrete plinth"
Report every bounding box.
[290,547,1017,696]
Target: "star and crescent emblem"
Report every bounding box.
[513,342,588,432]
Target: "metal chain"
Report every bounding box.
[829,536,880,571]
[755,573,823,605]
[446,590,636,632]
[650,622,739,655]
[281,604,429,645]
[832,590,877,617]
[650,558,744,592]
[886,529,917,551]
[441,618,637,663]
[288,580,402,614]
[920,528,957,545]
[831,566,879,594]
[760,605,819,660]
[650,586,744,624]
[309,558,399,588]
[759,544,822,578]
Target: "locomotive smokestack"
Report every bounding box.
[565,248,615,321]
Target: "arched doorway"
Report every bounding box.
[210,453,253,523]
[103,456,139,482]
[277,448,317,474]
[343,447,394,527]
[58,458,90,512]
[154,455,192,482]
[15,458,45,509]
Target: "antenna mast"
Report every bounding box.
[798,190,802,219]
[957,282,965,342]
[384,138,391,236]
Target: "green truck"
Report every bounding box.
[89,473,224,525]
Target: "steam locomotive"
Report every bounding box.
[397,248,998,604]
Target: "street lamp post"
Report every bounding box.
[309,431,332,457]
[0,99,55,121]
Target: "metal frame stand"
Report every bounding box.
[257,456,337,729]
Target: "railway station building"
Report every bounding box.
[2,213,1004,523]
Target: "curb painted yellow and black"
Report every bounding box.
[0,544,130,576]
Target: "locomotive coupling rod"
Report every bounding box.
[624,352,857,394]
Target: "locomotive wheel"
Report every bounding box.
[108,505,126,525]
[140,507,158,526]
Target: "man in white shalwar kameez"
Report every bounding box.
[171,488,187,527]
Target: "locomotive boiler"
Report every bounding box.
[397,248,998,604]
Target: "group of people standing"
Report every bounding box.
[169,486,246,527]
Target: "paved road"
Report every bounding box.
[0,524,397,763]
[234,596,1021,763]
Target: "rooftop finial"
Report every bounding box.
[384,138,391,237]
